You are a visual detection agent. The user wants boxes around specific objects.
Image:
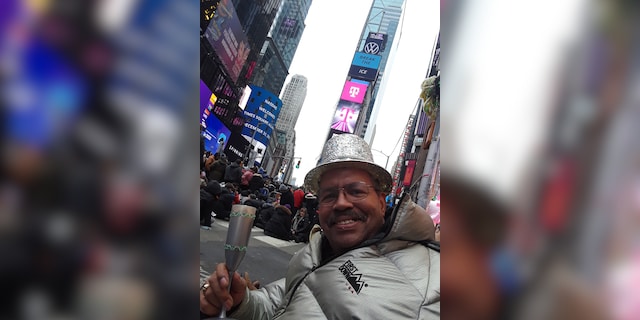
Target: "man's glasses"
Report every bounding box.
[318,182,376,207]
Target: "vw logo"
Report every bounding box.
[364,42,380,54]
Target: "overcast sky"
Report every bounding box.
[286,0,440,186]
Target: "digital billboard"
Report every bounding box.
[204,0,250,83]
[351,79,369,85]
[224,132,251,163]
[340,81,368,103]
[200,80,212,118]
[202,114,231,155]
[200,80,217,125]
[352,52,381,69]
[348,64,378,82]
[201,92,217,126]
[330,100,362,134]
[365,32,387,53]
[241,85,282,152]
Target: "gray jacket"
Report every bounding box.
[230,196,440,319]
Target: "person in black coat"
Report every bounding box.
[208,154,227,182]
[291,207,312,243]
[200,181,222,229]
[254,202,273,229]
[278,184,294,210]
[263,204,293,241]
[248,172,265,194]
[215,185,235,220]
[224,159,243,185]
[304,193,319,227]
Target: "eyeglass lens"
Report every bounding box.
[319,182,371,205]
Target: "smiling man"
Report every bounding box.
[200,134,440,319]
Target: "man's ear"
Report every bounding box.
[378,193,387,212]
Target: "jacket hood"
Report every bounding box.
[382,195,436,242]
[200,189,215,201]
[275,205,292,215]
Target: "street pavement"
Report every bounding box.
[200,219,306,287]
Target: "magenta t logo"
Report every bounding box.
[349,86,360,97]
[340,81,368,103]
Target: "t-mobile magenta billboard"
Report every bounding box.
[330,100,362,134]
[340,81,368,103]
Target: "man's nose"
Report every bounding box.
[333,189,353,209]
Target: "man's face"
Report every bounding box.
[317,168,386,254]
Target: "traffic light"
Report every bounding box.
[295,160,301,169]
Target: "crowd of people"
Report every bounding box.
[199,134,318,241]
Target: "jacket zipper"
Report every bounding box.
[273,264,319,318]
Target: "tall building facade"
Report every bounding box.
[251,0,313,95]
[232,0,311,169]
[266,74,308,180]
[323,0,405,149]
[354,0,403,137]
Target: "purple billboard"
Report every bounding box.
[204,0,250,83]
[203,114,231,155]
[200,80,214,124]
[330,100,362,134]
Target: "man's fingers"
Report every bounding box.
[205,264,234,310]
[208,272,230,303]
[200,289,219,316]
[230,271,245,291]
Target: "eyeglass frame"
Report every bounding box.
[317,181,380,207]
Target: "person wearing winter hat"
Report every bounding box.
[278,184,294,212]
[201,134,439,319]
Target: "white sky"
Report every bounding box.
[286,0,440,186]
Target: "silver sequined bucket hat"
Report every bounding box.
[304,134,392,194]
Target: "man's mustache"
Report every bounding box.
[327,210,367,226]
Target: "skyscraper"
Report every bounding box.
[265,74,307,180]
[277,75,308,133]
[324,0,405,144]
[354,0,404,137]
[250,0,313,100]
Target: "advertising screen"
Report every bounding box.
[348,64,378,82]
[224,132,251,163]
[352,52,381,69]
[200,80,212,118]
[340,81,368,103]
[201,92,217,126]
[330,100,362,134]
[241,85,282,147]
[366,32,387,52]
[202,114,231,155]
[350,79,369,85]
[204,0,250,83]
[403,160,417,186]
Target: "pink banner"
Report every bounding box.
[340,81,368,103]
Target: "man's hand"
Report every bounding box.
[244,272,261,290]
[200,263,247,316]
